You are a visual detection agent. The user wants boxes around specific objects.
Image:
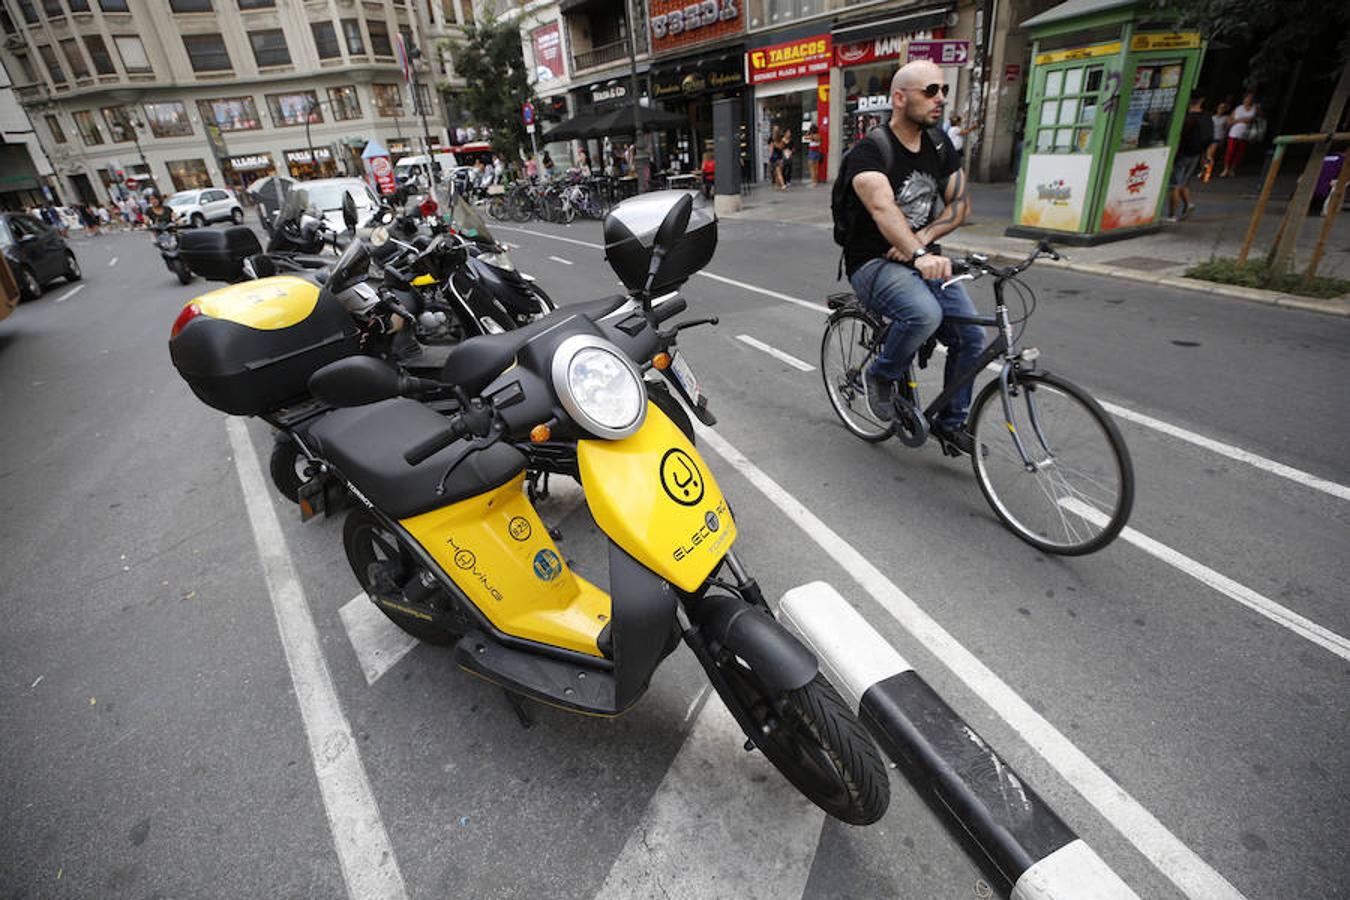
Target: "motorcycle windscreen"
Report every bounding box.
[577,404,736,593]
[399,473,610,657]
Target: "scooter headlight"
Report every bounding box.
[551,335,646,440]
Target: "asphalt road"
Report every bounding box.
[0,217,1346,900]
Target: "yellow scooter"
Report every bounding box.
[303,193,890,824]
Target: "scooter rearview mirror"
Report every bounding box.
[653,192,693,254]
[341,192,358,233]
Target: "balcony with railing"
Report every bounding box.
[14,82,51,103]
[571,38,629,73]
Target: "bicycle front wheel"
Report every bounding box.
[820,309,892,442]
[969,370,1133,555]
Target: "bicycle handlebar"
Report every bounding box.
[943,241,1062,289]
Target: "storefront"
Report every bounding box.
[650,51,746,174]
[167,158,213,192]
[833,13,948,157]
[748,30,832,184]
[285,147,339,180]
[221,153,276,193]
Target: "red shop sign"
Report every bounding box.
[833,30,937,67]
[748,34,832,84]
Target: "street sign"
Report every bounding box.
[124,178,139,190]
[522,102,535,126]
[907,40,971,66]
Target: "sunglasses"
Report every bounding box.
[905,83,951,99]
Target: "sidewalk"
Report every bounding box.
[720,171,1350,316]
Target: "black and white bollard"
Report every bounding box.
[779,581,1139,899]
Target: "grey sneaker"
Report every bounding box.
[864,370,894,422]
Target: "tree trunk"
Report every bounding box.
[1267,61,1350,276]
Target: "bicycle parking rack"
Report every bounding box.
[779,582,1139,899]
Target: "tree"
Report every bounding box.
[1153,1,1350,279]
[440,16,531,160]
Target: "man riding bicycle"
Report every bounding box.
[845,60,982,454]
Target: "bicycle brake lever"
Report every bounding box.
[940,273,976,290]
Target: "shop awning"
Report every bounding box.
[1022,0,1134,28]
[833,6,951,46]
[585,104,687,137]
[544,111,601,142]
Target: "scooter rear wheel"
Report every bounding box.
[344,509,455,645]
[710,656,889,825]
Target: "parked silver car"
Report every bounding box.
[166,188,245,227]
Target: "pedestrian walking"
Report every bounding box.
[541,151,555,180]
[1204,100,1231,182]
[768,125,784,189]
[1167,95,1209,221]
[806,124,823,184]
[781,129,794,189]
[1221,92,1259,177]
[944,114,978,167]
[701,151,716,199]
[525,153,539,182]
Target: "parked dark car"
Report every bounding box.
[0,211,81,300]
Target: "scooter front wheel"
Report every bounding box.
[708,655,889,825]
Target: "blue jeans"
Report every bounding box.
[849,258,986,429]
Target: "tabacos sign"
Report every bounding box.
[748,34,832,84]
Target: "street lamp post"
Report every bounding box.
[129,115,151,195]
[624,0,650,191]
[406,43,439,186]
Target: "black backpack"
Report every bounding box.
[831,124,949,248]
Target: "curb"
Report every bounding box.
[938,240,1350,317]
[779,582,1140,899]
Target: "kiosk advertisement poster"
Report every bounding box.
[1017,154,1092,231]
[1100,147,1170,230]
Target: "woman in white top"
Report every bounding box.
[1221,93,1259,177]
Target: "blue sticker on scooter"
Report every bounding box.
[533,548,563,581]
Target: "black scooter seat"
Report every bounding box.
[440,295,630,396]
[307,398,526,519]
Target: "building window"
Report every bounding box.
[197,96,261,131]
[41,0,64,17]
[68,0,89,10]
[167,159,212,191]
[37,44,66,83]
[458,0,473,25]
[237,0,274,7]
[16,0,39,24]
[169,0,212,11]
[342,18,364,55]
[74,110,104,145]
[311,21,340,59]
[45,114,67,143]
[60,38,90,78]
[144,101,193,137]
[249,29,290,67]
[113,35,150,72]
[367,18,392,57]
[101,105,134,142]
[1034,65,1103,154]
[372,83,404,116]
[13,53,37,83]
[183,33,231,71]
[266,90,321,127]
[83,35,115,74]
[98,0,128,9]
[328,85,361,120]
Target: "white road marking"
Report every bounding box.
[108,257,118,266]
[735,334,815,371]
[593,693,823,900]
[1059,498,1350,661]
[1096,401,1350,503]
[694,422,1247,900]
[54,284,85,303]
[226,418,408,900]
[495,226,602,249]
[339,593,419,686]
[496,224,1348,502]
[547,255,574,265]
[697,271,829,313]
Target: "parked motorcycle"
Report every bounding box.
[151,222,193,285]
[298,192,891,823]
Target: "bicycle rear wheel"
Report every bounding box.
[820,309,892,442]
[968,369,1133,555]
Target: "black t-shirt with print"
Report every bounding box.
[844,126,958,278]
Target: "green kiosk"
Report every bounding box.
[1008,0,1206,244]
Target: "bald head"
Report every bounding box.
[890,60,947,130]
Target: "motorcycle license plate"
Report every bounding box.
[669,351,703,405]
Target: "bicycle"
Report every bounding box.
[820,242,1134,556]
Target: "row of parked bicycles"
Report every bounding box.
[482,173,637,225]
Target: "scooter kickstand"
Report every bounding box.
[504,690,535,729]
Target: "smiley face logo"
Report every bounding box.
[660,448,704,506]
[454,548,476,570]
[508,516,532,541]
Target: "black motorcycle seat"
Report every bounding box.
[307,398,526,519]
[440,295,629,396]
